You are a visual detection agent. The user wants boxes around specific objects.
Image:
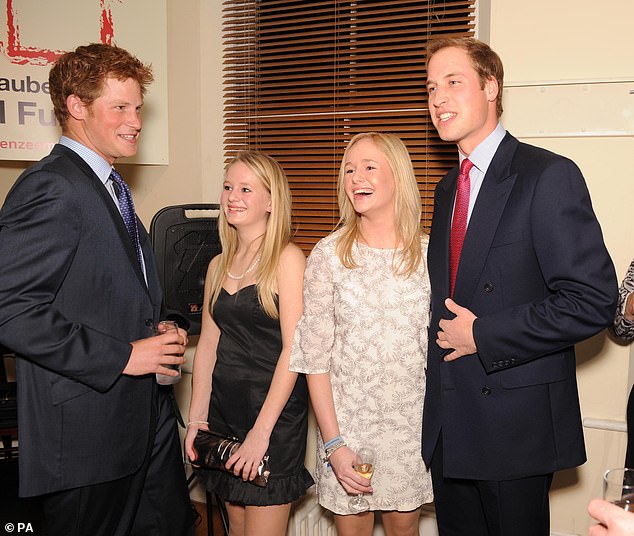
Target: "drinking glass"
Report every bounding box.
[348,446,375,513]
[153,320,181,386]
[603,468,634,510]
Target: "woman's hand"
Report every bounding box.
[184,422,208,463]
[328,446,373,495]
[226,427,270,482]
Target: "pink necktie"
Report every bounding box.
[449,158,474,297]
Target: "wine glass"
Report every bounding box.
[348,446,375,513]
[603,468,634,510]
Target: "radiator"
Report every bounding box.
[287,495,578,536]
[287,491,440,536]
[288,490,336,536]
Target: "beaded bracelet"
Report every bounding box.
[324,441,346,460]
[323,436,346,462]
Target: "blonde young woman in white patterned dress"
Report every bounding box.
[290,132,433,536]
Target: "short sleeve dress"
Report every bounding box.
[289,231,433,515]
[198,285,314,505]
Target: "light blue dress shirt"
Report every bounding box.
[457,122,507,224]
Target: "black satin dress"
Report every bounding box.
[200,285,314,505]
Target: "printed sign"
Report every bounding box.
[0,0,168,163]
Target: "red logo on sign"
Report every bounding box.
[1,0,116,66]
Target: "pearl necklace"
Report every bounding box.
[227,254,261,280]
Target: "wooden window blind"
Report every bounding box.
[222,0,475,253]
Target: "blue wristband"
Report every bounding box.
[324,435,343,449]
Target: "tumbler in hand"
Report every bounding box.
[603,468,634,511]
[153,320,181,386]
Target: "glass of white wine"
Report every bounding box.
[348,446,375,513]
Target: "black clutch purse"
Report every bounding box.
[191,429,270,487]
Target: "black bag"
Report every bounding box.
[191,429,270,487]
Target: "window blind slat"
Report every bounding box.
[222,1,475,250]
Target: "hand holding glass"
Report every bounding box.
[603,468,634,511]
[348,447,375,513]
[153,320,182,386]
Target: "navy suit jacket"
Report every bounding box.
[422,132,618,480]
[0,145,163,496]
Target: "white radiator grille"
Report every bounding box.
[288,490,336,536]
[287,491,439,536]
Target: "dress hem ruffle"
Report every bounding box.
[197,467,315,506]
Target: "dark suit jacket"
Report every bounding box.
[0,145,163,497]
[422,132,618,480]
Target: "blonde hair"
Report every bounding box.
[335,132,423,277]
[208,151,292,318]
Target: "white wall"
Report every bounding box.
[488,0,634,533]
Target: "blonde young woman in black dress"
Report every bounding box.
[185,151,313,536]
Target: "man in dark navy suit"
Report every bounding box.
[0,44,193,535]
[422,37,618,535]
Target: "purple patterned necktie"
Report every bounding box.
[110,169,143,271]
[449,158,474,297]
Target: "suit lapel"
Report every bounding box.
[140,227,163,307]
[429,167,459,301]
[453,134,519,304]
[54,146,152,294]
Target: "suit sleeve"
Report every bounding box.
[0,170,131,391]
[611,259,634,341]
[473,157,618,369]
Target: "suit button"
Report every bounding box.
[484,283,494,292]
[481,387,491,396]
[145,318,154,326]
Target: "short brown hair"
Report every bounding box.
[49,43,153,126]
[427,37,504,118]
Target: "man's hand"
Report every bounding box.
[437,298,477,361]
[122,327,187,376]
[588,498,634,535]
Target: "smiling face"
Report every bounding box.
[426,46,499,155]
[343,137,396,221]
[221,161,272,232]
[67,76,144,164]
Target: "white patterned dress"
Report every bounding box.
[289,230,433,515]
[612,258,634,341]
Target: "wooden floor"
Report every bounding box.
[193,499,226,536]
[2,458,222,536]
